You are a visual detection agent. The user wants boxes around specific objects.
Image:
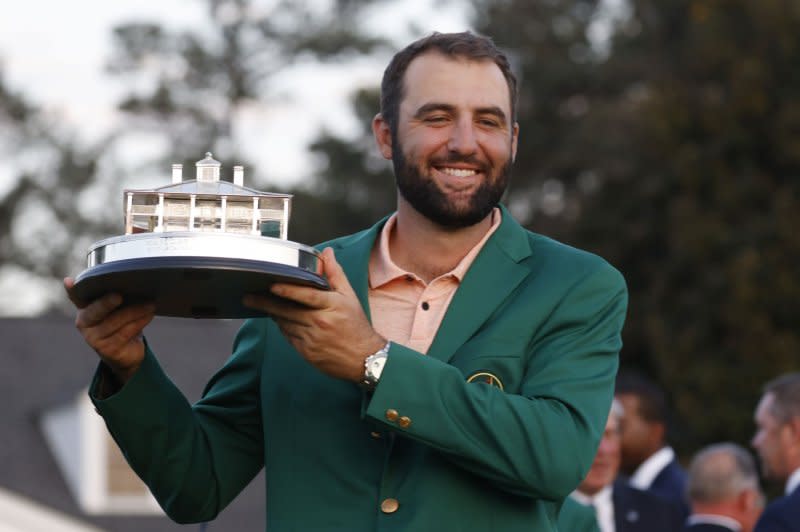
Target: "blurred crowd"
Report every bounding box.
[558,372,800,532]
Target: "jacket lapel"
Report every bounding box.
[426,206,532,363]
[331,207,533,364]
[326,217,387,322]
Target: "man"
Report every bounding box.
[570,401,684,532]
[64,32,628,531]
[751,373,800,532]
[615,372,689,512]
[684,443,764,532]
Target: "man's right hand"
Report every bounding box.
[64,277,156,384]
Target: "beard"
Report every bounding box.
[392,145,512,229]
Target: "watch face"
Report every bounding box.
[368,354,387,380]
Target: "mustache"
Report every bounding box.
[429,154,490,173]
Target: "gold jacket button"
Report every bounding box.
[381,498,400,514]
[398,416,412,428]
[385,409,399,422]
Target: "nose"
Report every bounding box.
[447,118,478,155]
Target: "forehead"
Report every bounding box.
[755,393,778,424]
[616,393,641,415]
[400,51,512,115]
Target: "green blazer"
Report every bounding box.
[558,497,601,532]
[92,206,628,531]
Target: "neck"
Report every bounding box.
[692,502,741,522]
[391,200,494,283]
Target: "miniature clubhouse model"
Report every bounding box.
[72,153,327,318]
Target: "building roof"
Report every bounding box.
[0,315,264,532]
[136,179,292,199]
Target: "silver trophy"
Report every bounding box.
[72,153,328,318]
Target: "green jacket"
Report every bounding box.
[92,206,627,531]
[557,497,601,532]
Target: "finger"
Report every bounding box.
[63,277,89,309]
[268,247,351,307]
[268,283,330,310]
[76,293,125,328]
[83,302,155,344]
[110,311,154,346]
[92,311,154,355]
[242,293,309,323]
[319,247,353,295]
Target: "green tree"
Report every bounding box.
[106,0,386,184]
[473,0,800,453]
[289,88,396,244]
[575,0,800,453]
[0,69,119,314]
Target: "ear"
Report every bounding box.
[511,122,519,163]
[372,113,393,160]
[737,488,756,512]
[649,422,667,449]
[788,416,800,439]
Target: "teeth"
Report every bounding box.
[441,167,477,177]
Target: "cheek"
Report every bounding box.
[482,136,515,163]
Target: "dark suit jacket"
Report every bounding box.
[755,486,800,532]
[614,480,684,532]
[651,457,689,503]
[91,207,628,531]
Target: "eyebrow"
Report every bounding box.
[413,102,509,126]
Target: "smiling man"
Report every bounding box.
[66,32,628,531]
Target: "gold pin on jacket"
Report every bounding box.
[466,371,504,390]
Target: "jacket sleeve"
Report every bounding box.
[89,319,267,523]
[364,263,627,500]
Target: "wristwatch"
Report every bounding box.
[362,341,391,391]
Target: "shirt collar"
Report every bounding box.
[630,446,675,490]
[687,514,741,531]
[571,484,613,507]
[370,214,406,288]
[786,466,800,495]
[369,208,501,288]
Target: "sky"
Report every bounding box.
[0,0,471,184]
[0,0,471,315]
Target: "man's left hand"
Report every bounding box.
[243,247,386,383]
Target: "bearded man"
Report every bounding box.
[65,31,628,531]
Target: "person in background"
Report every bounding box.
[64,31,628,532]
[571,400,683,532]
[684,442,764,532]
[615,371,689,515]
[751,373,800,532]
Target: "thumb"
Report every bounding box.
[320,247,353,294]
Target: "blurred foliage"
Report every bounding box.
[105,0,387,175]
[288,88,397,243]
[0,71,118,297]
[473,0,800,457]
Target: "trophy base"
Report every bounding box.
[72,256,329,319]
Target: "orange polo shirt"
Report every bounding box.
[368,208,501,354]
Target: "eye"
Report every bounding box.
[424,115,449,124]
